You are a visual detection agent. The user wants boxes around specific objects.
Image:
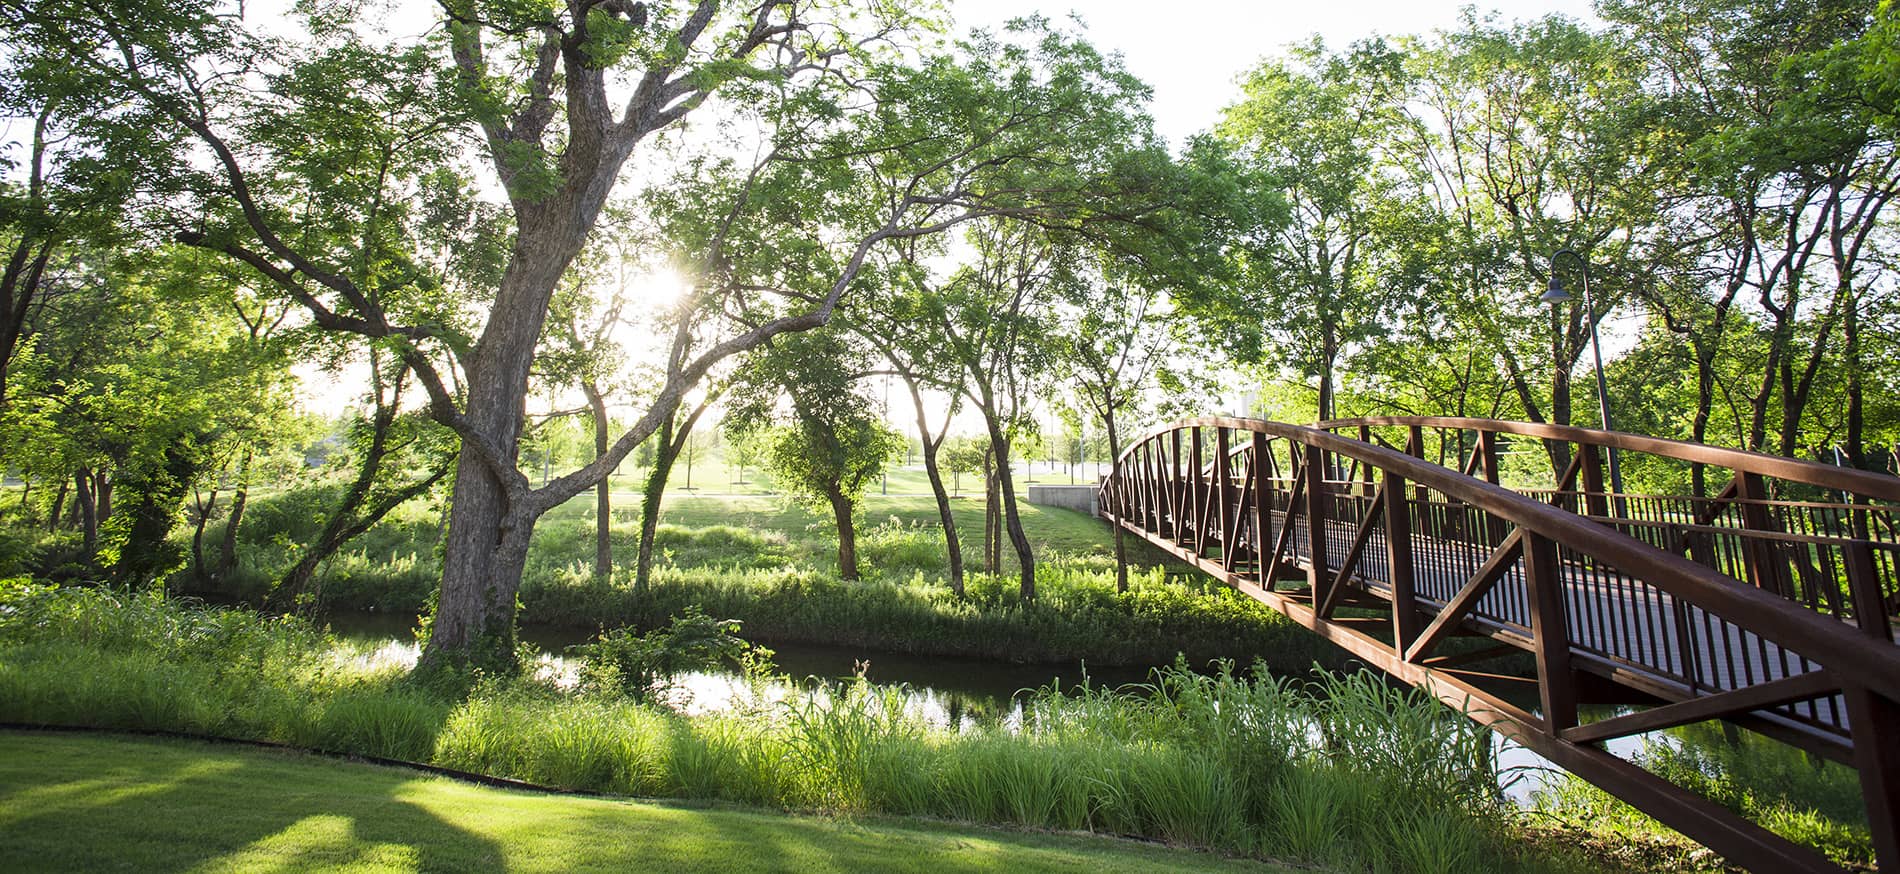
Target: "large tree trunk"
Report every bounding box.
[827,489,859,581]
[983,418,1036,599]
[421,220,586,675]
[583,382,612,583]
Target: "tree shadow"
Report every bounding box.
[0,732,504,872]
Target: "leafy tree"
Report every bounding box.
[0,248,294,583]
[851,251,972,592]
[1055,261,1187,592]
[1218,39,1418,422]
[727,332,899,581]
[0,17,183,405]
[925,219,1062,597]
[1603,0,1899,468]
[633,387,720,591]
[5,1,1168,672]
[270,351,455,613]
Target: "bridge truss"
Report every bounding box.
[1098,417,1900,873]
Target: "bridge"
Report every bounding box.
[1097,416,1900,874]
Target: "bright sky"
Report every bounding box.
[950,0,1600,149]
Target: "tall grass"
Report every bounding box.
[1534,721,1876,870]
[0,581,1571,872]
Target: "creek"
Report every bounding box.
[326,612,1657,805]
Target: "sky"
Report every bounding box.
[947,0,1600,148]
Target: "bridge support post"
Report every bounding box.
[1477,430,1501,485]
[1216,428,1233,568]
[1303,444,1329,602]
[1186,428,1202,554]
[1165,430,1182,541]
[1735,473,1788,597]
[1252,432,1271,579]
[1846,686,1900,870]
[1581,444,1609,519]
[1524,533,1579,731]
[1384,471,1420,654]
[1846,541,1900,869]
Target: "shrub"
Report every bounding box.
[569,607,760,702]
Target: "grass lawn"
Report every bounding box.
[630,494,1161,561]
[0,732,1299,873]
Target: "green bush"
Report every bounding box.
[569,607,760,701]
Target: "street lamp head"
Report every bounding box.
[1541,275,1572,304]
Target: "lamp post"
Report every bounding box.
[1541,248,1626,514]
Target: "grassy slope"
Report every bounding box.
[0,732,1295,874]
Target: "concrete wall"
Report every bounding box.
[1025,483,1099,516]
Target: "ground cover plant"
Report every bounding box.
[0,580,1612,874]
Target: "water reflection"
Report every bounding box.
[326,614,1153,732]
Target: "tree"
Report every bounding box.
[927,219,1061,598]
[1219,39,1417,422]
[270,351,455,613]
[0,18,182,405]
[852,251,972,593]
[1056,263,1184,592]
[0,248,293,583]
[1389,14,1661,475]
[727,331,899,581]
[6,2,1170,672]
[633,385,719,591]
[1603,0,1899,468]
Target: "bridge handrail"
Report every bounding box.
[1320,416,1900,504]
[1105,416,1900,703]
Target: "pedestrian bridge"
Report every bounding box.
[1097,417,1900,873]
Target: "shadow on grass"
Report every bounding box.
[0,731,503,872]
[0,730,1289,873]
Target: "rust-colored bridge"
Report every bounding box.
[1097,417,1900,873]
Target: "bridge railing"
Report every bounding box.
[1099,416,1900,872]
[1321,418,1900,658]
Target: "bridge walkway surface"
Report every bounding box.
[1098,416,1900,874]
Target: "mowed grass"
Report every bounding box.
[626,494,1163,564]
[0,732,1297,874]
